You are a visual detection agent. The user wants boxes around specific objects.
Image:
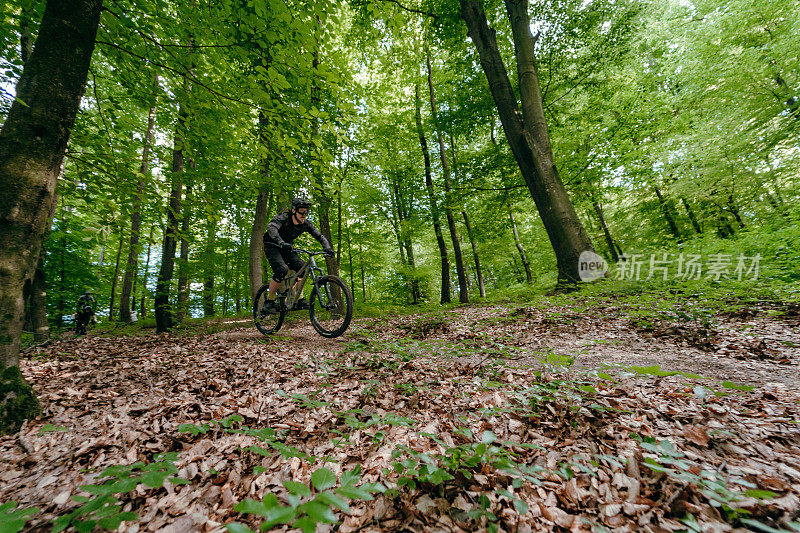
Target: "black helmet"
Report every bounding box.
[291,197,311,210]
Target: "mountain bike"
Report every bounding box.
[253,247,353,338]
[74,305,95,336]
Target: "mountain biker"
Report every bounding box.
[75,291,96,335]
[262,197,334,314]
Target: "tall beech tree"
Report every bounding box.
[0,0,103,431]
[460,0,595,286]
[119,75,158,323]
[426,53,469,303]
[0,0,101,361]
[415,80,451,304]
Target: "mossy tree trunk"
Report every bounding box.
[0,0,102,432]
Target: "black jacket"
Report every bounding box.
[264,211,331,249]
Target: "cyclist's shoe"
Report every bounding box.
[295,298,310,310]
[261,300,281,315]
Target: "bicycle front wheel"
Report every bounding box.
[254,285,286,335]
[310,275,353,338]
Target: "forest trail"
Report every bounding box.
[3,302,799,532]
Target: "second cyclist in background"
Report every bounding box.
[262,197,334,314]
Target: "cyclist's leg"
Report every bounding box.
[287,251,307,304]
[263,246,289,311]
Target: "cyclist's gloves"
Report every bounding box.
[324,247,335,257]
[281,242,293,253]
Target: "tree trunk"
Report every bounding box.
[176,183,192,322]
[654,185,682,241]
[508,206,532,283]
[20,3,35,64]
[154,107,185,332]
[0,0,102,369]
[120,76,157,323]
[108,229,125,321]
[250,187,269,300]
[24,194,58,341]
[57,217,66,328]
[592,201,620,263]
[426,54,468,303]
[681,197,702,234]
[460,0,594,287]
[359,241,366,303]
[462,211,486,298]
[139,225,154,318]
[309,41,341,282]
[414,81,451,304]
[346,221,355,300]
[203,218,217,317]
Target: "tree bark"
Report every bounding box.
[203,217,217,317]
[120,76,157,323]
[426,54,468,303]
[139,225,154,317]
[414,81,451,304]
[654,185,682,241]
[250,187,269,300]
[460,0,594,287]
[176,183,192,322]
[462,211,486,298]
[154,108,185,332]
[0,0,102,368]
[509,206,532,283]
[108,229,125,320]
[681,197,702,234]
[592,201,620,263]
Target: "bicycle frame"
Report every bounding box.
[275,248,327,310]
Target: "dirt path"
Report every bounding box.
[231,303,799,388]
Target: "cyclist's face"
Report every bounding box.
[293,208,309,222]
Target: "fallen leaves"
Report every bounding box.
[1,303,798,532]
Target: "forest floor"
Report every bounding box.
[3,292,800,532]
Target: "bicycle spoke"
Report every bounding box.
[310,275,353,338]
[254,285,285,335]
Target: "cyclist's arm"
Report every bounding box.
[305,221,331,250]
[266,212,290,247]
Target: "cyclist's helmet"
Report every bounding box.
[291,197,311,211]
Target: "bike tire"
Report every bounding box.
[310,275,353,338]
[75,322,86,336]
[254,284,286,335]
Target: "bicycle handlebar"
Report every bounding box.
[294,248,332,257]
[265,242,331,256]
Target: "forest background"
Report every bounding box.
[1,0,800,531]
[2,0,798,338]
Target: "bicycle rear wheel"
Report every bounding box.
[254,284,286,335]
[310,275,353,338]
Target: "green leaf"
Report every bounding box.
[234,499,269,516]
[335,485,374,500]
[316,492,351,513]
[310,468,336,491]
[302,500,337,523]
[744,489,777,500]
[283,481,312,497]
[481,430,497,444]
[225,523,257,533]
[340,466,361,486]
[261,506,297,530]
[721,381,755,391]
[293,516,317,533]
[97,512,137,529]
[141,471,169,488]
